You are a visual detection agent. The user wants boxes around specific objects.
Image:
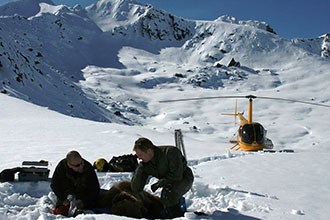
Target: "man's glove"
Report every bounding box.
[63,194,74,206]
[151,182,159,192]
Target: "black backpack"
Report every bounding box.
[109,154,138,172]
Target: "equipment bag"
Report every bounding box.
[0,167,22,182]
[109,154,138,172]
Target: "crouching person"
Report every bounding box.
[51,150,101,217]
[131,137,194,218]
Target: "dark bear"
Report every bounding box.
[99,180,163,219]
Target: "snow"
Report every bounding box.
[0,0,330,219]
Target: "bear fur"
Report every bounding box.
[99,181,163,219]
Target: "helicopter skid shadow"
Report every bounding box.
[195,208,261,220]
[188,152,252,166]
[222,187,279,200]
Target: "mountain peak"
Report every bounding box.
[215,15,276,35]
[86,0,194,41]
[0,0,55,17]
[86,0,149,31]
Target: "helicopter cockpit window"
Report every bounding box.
[254,123,265,143]
[239,123,266,144]
[239,124,254,144]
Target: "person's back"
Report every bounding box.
[133,145,190,184]
[51,150,100,216]
[131,137,194,218]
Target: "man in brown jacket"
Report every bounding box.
[51,150,100,216]
[131,137,194,218]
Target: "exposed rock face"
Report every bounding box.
[321,33,330,58]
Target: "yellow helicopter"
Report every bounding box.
[160,94,330,152]
[222,95,273,151]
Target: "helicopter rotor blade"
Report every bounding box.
[159,94,330,108]
[255,96,330,108]
[159,95,247,103]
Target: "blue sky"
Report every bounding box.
[1,0,329,39]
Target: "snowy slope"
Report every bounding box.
[0,91,329,220]
[0,0,330,219]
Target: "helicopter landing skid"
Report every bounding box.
[230,143,240,151]
[261,149,295,153]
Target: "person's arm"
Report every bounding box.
[131,163,148,193]
[82,164,100,208]
[50,160,68,202]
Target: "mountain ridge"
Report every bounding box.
[0,0,329,124]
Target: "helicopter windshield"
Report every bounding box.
[239,123,265,144]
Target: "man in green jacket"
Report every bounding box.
[51,150,100,216]
[131,137,194,218]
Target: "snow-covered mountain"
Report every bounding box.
[0,0,328,125]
